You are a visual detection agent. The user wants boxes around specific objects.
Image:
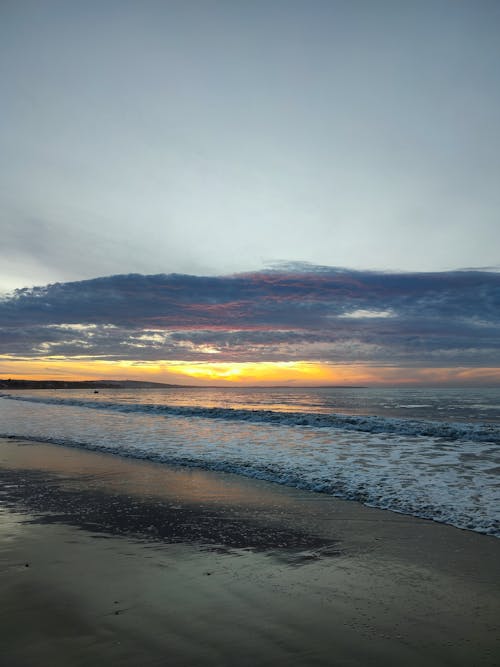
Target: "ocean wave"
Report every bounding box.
[1,392,499,444]
[2,432,499,538]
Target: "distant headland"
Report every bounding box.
[0,379,187,390]
[0,379,366,390]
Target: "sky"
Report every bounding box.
[1,1,499,385]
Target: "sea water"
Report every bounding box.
[1,386,499,536]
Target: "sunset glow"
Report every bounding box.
[2,355,499,387]
[1,267,499,387]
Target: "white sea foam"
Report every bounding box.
[0,394,499,537]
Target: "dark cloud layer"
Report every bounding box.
[1,266,500,367]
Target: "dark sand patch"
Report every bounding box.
[0,466,342,560]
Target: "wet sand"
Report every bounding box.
[1,436,499,666]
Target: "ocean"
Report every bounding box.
[1,386,499,537]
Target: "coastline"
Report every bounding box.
[1,436,499,666]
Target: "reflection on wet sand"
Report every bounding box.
[1,436,285,505]
[0,438,340,560]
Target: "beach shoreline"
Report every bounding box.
[1,436,499,666]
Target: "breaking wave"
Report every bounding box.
[1,392,499,444]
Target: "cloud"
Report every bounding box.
[1,266,500,367]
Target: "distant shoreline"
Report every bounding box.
[0,379,186,390]
[0,379,367,390]
[2,379,498,390]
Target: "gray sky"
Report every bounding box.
[1,0,499,292]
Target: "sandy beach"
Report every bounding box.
[1,436,499,666]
